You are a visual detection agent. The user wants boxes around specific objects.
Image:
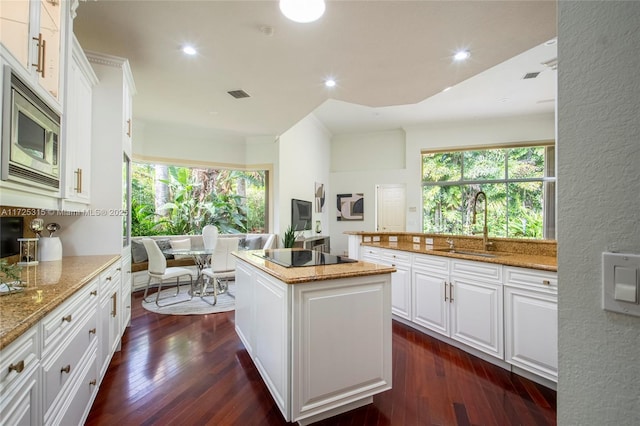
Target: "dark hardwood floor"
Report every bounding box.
[86,291,556,426]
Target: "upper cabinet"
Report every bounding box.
[62,34,97,206]
[0,0,66,107]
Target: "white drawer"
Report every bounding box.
[450,259,502,283]
[413,253,449,272]
[504,266,557,293]
[54,348,98,426]
[380,248,411,265]
[41,278,98,354]
[42,307,97,416]
[0,327,39,392]
[99,263,122,294]
[360,246,381,259]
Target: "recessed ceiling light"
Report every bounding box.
[453,50,471,61]
[182,45,197,56]
[280,0,325,23]
[324,78,336,88]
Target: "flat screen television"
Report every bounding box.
[291,198,312,231]
[0,217,23,258]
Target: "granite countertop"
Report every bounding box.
[361,241,557,272]
[233,249,396,284]
[0,255,120,350]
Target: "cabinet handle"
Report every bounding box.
[89,379,97,386]
[444,282,448,301]
[41,37,46,78]
[8,360,25,374]
[74,168,82,193]
[106,276,112,281]
[116,267,122,271]
[89,328,96,335]
[90,290,97,296]
[449,282,454,303]
[62,315,72,323]
[126,119,132,137]
[111,292,117,317]
[61,365,71,374]
[32,33,44,76]
[542,279,551,285]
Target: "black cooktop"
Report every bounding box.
[256,249,357,268]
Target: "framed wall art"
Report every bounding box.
[337,193,364,221]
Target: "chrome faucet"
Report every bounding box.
[472,191,492,251]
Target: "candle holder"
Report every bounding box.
[17,238,39,266]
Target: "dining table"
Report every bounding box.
[162,247,226,305]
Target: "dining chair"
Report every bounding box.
[201,237,239,305]
[141,238,196,307]
[202,225,219,250]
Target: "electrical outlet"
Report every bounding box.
[389,236,398,242]
[363,236,371,242]
[425,238,434,245]
[412,236,421,243]
[373,236,380,242]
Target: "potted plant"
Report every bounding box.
[282,225,296,248]
[0,260,23,294]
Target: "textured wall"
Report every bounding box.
[558,2,640,424]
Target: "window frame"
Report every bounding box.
[421,142,556,239]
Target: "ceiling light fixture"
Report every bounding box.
[279,0,325,23]
[453,50,471,61]
[182,45,197,56]
[324,78,336,88]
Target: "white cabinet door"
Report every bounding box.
[504,267,558,382]
[380,249,411,320]
[253,273,289,416]
[412,267,449,335]
[449,276,503,358]
[234,262,254,355]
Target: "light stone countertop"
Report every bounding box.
[233,249,396,284]
[361,241,557,272]
[0,255,120,350]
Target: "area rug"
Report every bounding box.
[141,284,235,315]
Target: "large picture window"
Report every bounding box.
[422,144,555,239]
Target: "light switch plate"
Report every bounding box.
[373,236,380,242]
[389,236,398,242]
[603,252,640,317]
[412,236,421,243]
[363,236,371,242]
[425,238,434,245]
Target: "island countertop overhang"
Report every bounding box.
[232,249,396,284]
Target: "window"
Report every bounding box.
[131,162,268,236]
[421,144,555,239]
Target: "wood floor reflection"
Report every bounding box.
[86,291,556,425]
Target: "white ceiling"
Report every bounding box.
[73,0,557,139]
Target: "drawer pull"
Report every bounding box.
[116,267,122,271]
[8,360,25,374]
[90,290,98,296]
[542,279,551,285]
[106,276,112,281]
[89,379,97,386]
[89,328,96,335]
[62,315,72,323]
[61,365,71,374]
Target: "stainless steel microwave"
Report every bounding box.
[1,65,60,190]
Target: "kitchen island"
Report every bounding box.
[232,249,395,425]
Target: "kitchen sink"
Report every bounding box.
[431,248,498,258]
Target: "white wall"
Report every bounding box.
[276,113,331,243]
[558,2,640,424]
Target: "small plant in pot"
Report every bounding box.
[0,260,23,295]
[282,225,296,248]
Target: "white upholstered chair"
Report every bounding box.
[141,238,196,307]
[202,225,219,250]
[201,237,239,305]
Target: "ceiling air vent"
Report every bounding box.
[523,71,541,80]
[227,89,251,99]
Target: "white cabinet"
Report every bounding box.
[411,254,504,358]
[449,259,503,358]
[0,327,40,426]
[504,266,558,382]
[0,0,66,104]
[98,263,122,379]
[120,254,132,332]
[235,259,392,424]
[362,247,412,320]
[41,277,99,425]
[347,234,362,260]
[62,35,97,205]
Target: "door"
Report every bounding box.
[376,184,405,232]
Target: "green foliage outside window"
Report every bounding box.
[422,145,554,239]
[131,162,266,236]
